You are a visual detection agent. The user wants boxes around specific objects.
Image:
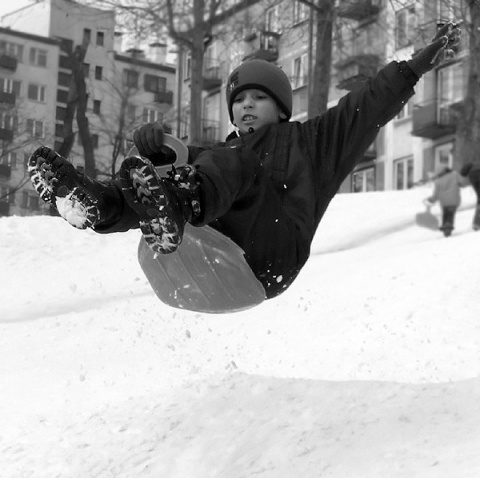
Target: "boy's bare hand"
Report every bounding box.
[408,21,462,77]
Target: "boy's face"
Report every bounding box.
[231,88,286,134]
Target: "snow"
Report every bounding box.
[1,185,480,477]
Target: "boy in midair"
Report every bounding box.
[29,23,461,300]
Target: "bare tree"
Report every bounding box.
[299,0,335,118]
[57,39,96,178]
[87,0,263,144]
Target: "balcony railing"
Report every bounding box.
[203,58,222,90]
[0,128,14,142]
[202,119,221,143]
[0,91,16,106]
[154,90,173,104]
[337,0,382,21]
[0,54,17,72]
[336,54,380,90]
[0,200,10,216]
[243,30,280,62]
[412,100,460,139]
[0,163,12,178]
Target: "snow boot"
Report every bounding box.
[28,146,122,229]
[119,156,202,254]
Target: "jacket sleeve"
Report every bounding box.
[302,61,417,195]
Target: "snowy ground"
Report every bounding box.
[1,185,480,478]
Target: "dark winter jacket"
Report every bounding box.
[100,61,417,298]
[188,61,417,296]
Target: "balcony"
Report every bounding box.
[336,54,380,90]
[337,0,382,21]
[0,200,9,216]
[202,119,221,143]
[411,100,460,139]
[0,163,11,178]
[0,128,14,142]
[153,90,173,104]
[0,91,15,106]
[203,58,222,90]
[0,54,17,72]
[243,30,280,62]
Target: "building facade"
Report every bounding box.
[0,0,176,217]
[178,0,468,194]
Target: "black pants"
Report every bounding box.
[440,206,457,236]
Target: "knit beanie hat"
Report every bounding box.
[226,59,293,123]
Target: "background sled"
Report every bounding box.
[415,206,439,230]
[133,134,265,313]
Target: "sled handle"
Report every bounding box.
[162,134,189,167]
[127,133,188,172]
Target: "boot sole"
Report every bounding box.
[28,147,99,229]
[119,157,181,254]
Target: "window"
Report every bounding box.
[0,112,18,131]
[58,72,71,87]
[95,66,103,80]
[26,119,45,138]
[83,28,91,44]
[93,99,101,114]
[437,62,464,125]
[28,83,46,102]
[1,151,16,168]
[0,40,23,62]
[144,74,166,93]
[123,69,139,88]
[55,123,64,137]
[56,106,66,121]
[183,52,192,80]
[394,157,414,190]
[57,89,69,103]
[293,1,309,24]
[265,5,279,32]
[395,99,413,120]
[92,134,99,149]
[0,77,21,95]
[293,54,308,89]
[83,63,90,77]
[127,104,136,122]
[395,5,416,49]
[29,48,47,67]
[96,31,104,46]
[142,108,163,123]
[352,167,375,192]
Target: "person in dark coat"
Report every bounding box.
[29,22,461,300]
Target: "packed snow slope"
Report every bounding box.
[1,185,480,478]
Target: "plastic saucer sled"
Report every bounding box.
[133,133,265,313]
[138,224,265,313]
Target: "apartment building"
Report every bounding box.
[0,0,176,217]
[179,0,468,193]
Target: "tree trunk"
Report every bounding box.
[454,1,480,170]
[189,0,206,145]
[308,0,334,118]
